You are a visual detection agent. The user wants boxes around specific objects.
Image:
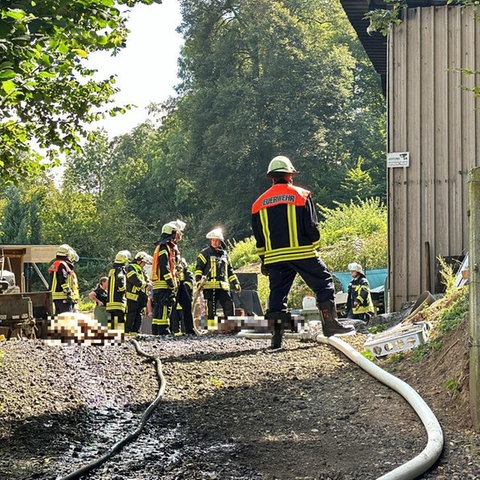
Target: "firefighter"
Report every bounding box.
[346,262,375,324]
[195,228,241,331]
[48,244,79,315]
[106,250,131,330]
[125,251,152,334]
[170,258,196,335]
[251,155,354,348]
[150,220,186,335]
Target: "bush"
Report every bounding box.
[318,197,387,272]
[228,198,388,310]
[228,236,258,268]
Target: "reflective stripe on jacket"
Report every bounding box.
[251,182,321,265]
[106,263,127,312]
[48,259,73,301]
[195,246,239,291]
[126,262,148,302]
[347,275,375,314]
[150,243,178,291]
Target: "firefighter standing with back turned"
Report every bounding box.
[150,220,186,335]
[251,156,354,349]
[106,250,131,330]
[195,228,241,331]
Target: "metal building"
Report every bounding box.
[341,1,480,311]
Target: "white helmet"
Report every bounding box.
[173,219,186,231]
[56,244,71,257]
[162,219,186,235]
[206,228,224,241]
[348,262,364,275]
[115,250,132,264]
[266,156,297,176]
[68,247,79,263]
[134,251,152,264]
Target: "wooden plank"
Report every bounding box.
[0,245,57,263]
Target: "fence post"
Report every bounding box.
[469,167,480,429]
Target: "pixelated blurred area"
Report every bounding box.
[46,312,124,345]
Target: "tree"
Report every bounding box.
[0,0,161,184]
[0,186,28,243]
[340,157,377,202]
[175,0,386,240]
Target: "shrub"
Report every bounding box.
[318,197,387,272]
[228,198,388,310]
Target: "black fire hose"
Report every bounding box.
[60,338,166,480]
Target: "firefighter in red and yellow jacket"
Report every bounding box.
[150,220,186,335]
[251,156,353,348]
[48,244,79,315]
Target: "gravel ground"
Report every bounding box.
[0,322,479,480]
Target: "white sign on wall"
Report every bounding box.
[387,152,409,168]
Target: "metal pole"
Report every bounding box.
[469,167,480,429]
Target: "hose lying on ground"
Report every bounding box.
[316,334,444,480]
[59,338,165,480]
[238,330,444,479]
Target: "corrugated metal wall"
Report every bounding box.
[388,5,480,311]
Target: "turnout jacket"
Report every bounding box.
[106,262,127,312]
[195,246,240,291]
[251,182,320,265]
[346,275,375,315]
[126,262,149,306]
[150,241,179,291]
[48,257,77,302]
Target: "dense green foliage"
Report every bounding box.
[1,0,387,297]
[226,199,387,308]
[0,0,161,184]
[318,197,387,272]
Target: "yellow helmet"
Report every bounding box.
[266,156,297,177]
[206,228,224,241]
[56,244,71,257]
[115,250,132,264]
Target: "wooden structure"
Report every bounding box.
[341,1,480,310]
[0,245,57,292]
[0,245,56,338]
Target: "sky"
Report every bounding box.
[87,0,183,137]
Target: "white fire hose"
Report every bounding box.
[239,330,444,479]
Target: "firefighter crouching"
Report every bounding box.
[106,250,131,330]
[125,251,152,334]
[150,220,186,335]
[48,244,80,315]
[195,228,241,331]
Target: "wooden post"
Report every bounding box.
[469,167,480,429]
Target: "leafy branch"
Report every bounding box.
[364,0,407,36]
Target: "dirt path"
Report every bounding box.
[0,331,479,479]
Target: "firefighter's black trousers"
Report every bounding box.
[268,257,335,313]
[203,289,234,320]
